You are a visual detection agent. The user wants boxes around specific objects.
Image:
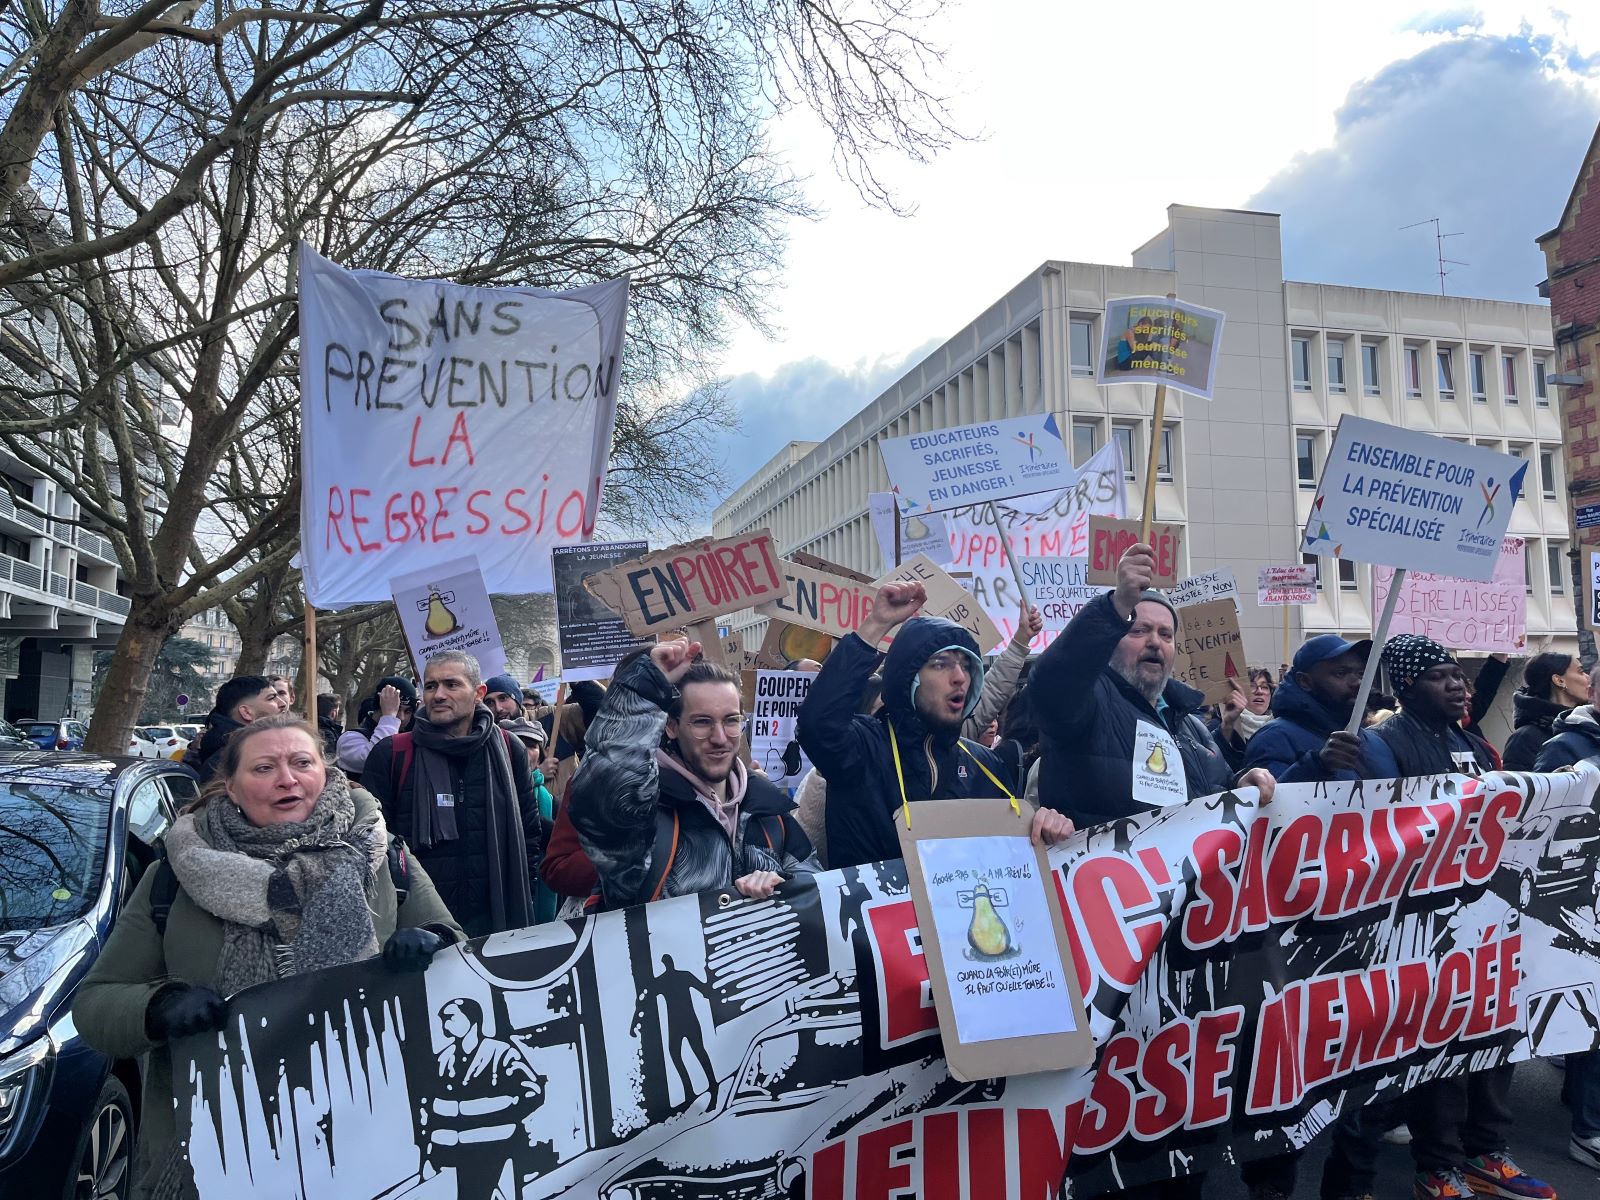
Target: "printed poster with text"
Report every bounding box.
[877,413,1076,515]
[1095,295,1226,399]
[390,555,507,681]
[553,541,653,682]
[749,670,813,790]
[1372,536,1527,654]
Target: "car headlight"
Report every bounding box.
[0,1036,55,1160]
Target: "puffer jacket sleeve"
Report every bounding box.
[1029,591,1128,740]
[796,631,880,785]
[73,867,169,1059]
[963,630,1030,739]
[779,813,821,878]
[1243,720,1328,784]
[1535,731,1589,772]
[568,655,675,910]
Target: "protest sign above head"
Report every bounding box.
[756,554,877,640]
[749,670,815,790]
[1301,415,1529,582]
[1174,599,1246,704]
[869,493,953,567]
[1257,564,1317,606]
[877,413,1075,515]
[297,245,628,607]
[1095,295,1227,399]
[1085,516,1184,587]
[1372,537,1527,655]
[582,531,787,637]
[1169,568,1241,613]
[873,554,1004,653]
[1019,557,1096,636]
[390,555,506,681]
[552,541,654,682]
[756,620,835,671]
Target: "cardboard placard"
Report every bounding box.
[1085,516,1184,588]
[552,540,654,682]
[873,553,1004,653]
[877,413,1076,515]
[1175,599,1246,705]
[755,554,878,638]
[896,797,1093,1081]
[582,530,786,636]
[389,555,507,680]
[1301,415,1528,581]
[1095,294,1227,399]
[1372,537,1528,654]
[1257,564,1317,606]
[1169,567,1241,613]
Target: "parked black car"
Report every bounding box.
[0,750,200,1200]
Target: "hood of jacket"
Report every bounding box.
[1267,673,1349,737]
[1512,690,1567,732]
[1551,703,1600,739]
[879,616,985,741]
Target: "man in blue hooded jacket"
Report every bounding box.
[796,580,1073,870]
[1243,634,1386,783]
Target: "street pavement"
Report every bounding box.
[1208,1057,1600,1198]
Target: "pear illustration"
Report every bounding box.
[423,589,461,638]
[966,882,1012,959]
[1145,742,1168,775]
[905,515,930,539]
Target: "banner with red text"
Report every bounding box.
[298,245,628,607]
[171,768,1600,1198]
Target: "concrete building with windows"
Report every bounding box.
[713,204,1573,681]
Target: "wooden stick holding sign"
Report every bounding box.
[1345,567,1405,736]
[1140,382,1168,543]
[987,501,1030,608]
[301,601,317,721]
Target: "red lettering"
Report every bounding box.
[1422,950,1472,1046]
[1191,1008,1243,1128]
[431,488,458,543]
[1466,939,1501,1037]
[1372,805,1435,904]
[1431,792,1486,891]
[1077,1035,1138,1153]
[1414,803,1462,893]
[464,489,492,535]
[442,410,475,465]
[966,1109,1007,1195]
[1301,977,1343,1086]
[501,488,532,535]
[1464,791,1518,883]
[348,488,380,552]
[1017,1108,1074,1199]
[1133,1020,1191,1140]
[325,486,352,552]
[406,414,436,467]
[854,1119,913,1200]
[921,1112,961,1200]
[556,490,586,538]
[1378,961,1432,1060]
[1337,969,1392,1074]
[1181,829,1242,948]
[1229,816,1272,937]
[1071,857,1165,988]
[1493,935,1521,1031]
[1266,815,1321,922]
[1317,812,1375,918]
[866,900,936,1047]
[1247,988,1304,1113]
[811,1143,846,1200]
[409,491,429,541]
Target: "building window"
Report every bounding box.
[1112,424,1137,481]
[1405,347,1422,397]
[1071,420,1099,467]
[1291,337,1311,391]
[0,534,27,561]
[1295,434,1318,489]
[1541,450,1557,499]
[1157,426,1176,483]
[1525,546,1535,594]
[1326,339,1346,393]
[1302,552,1323,591]
[1069,318,1095,376]
[1361,342,1381,396]
[1502,353,1518,404]
[1436,348,1455,400]
[1470,351,1486,402]
[1338,559,1357,591]
[1535,359,1549,405]
[1549,543,1567,595]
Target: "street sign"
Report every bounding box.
[176,694,190,710]
[1575,502,1600,531]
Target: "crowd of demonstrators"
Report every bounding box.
[569,639,819,908]
[191,674,288,781]
[336,677,416,778]
[75,714,461,1198]
[363,652,546,939]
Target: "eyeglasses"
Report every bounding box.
[683,715,749,739]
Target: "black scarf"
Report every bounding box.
[408,706,532,932]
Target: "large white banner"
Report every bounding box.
[297,245,629,607]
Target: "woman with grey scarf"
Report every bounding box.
[74,714,462,1200]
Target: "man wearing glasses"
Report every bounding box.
[570,639,819,910]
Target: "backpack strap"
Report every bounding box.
[387,834,411,906]
[388,731,415,799]
[645,809,682,903]
[148,844,179,937]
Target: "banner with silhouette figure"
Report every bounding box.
[168,768,1600,1198]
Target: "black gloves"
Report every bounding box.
[382,926,445,971]
[144,983,227,1043]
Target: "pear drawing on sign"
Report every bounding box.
[423,589,461,638]
[1145,741,1169,775]
[905,515,930,539]
[966,882,1012,959]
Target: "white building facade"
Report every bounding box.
[713,205,1572,672]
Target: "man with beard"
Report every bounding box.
[484,673,526,723]
[796,581,1074,870]
[1030,543,1276,829]
[364,651,543,937]
[570,640,819,909]
[1243,635,1385,782]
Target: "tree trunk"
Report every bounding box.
[86,600,178,754]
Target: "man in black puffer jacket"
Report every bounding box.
[1030,542,1276,828]
[797,580,1074,870]
[570,640,818,910]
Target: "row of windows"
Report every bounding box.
[1300,543,1572,597]
[1295,431,1563,500]
[1070,418,1175,482]
[1291,333,1550,407]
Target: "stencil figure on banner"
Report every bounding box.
[363,650,545,939]
[568,640,819,909]
[796,580,1071,871]
[1243,635,1388,783]
[1029,541,1276,829]
[72,714,464,1200]
[297,246,629,608]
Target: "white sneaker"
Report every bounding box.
[1382,1123,1413,1145]
[1572,1132,1600,1170]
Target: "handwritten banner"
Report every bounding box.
[582,532,786,635]
[1085,516,1184,587]
[1372,536,1527,653]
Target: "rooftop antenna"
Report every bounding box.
[1401,217,1468,295]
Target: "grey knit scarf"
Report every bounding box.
[163,771,385,997]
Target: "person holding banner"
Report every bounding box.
[1243,636,1387,784]
[569,642,819,909]
[796,583,1071,870]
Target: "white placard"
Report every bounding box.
[1301,416,1529,582]
[1257,565,1318,606]
[298,245,628,607]
[912,835,1078,1045]
[390,555,506,681]
[877,413,1076,515]
[1132,720,1187,808]
[868,493,953,567]
[1371,537,1528,654]
[1169,568,1241,613]
[1019,557,1096,633]
[749,670,813,790]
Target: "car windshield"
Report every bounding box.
[0,782,112,930]
[143,727,174,739]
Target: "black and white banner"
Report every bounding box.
[170,768,1600,1198]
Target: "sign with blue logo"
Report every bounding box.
[877,413,1075,514]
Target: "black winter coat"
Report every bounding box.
[569,656,818,910]
[363,722,543,938]
[1369,710,1497,778]
[796,617,1017,870]
[193,711,245,783]
[1030,592,1234,828]
[1534,705,1600,771]
[1501,691,1567,771]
